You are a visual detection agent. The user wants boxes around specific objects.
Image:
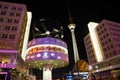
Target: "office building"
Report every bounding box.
[0,1,32,80]
[84,19,120,80]
[84,33,97,65]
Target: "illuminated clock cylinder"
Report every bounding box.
[25,37,69,69]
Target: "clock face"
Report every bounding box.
[32,18,64,39]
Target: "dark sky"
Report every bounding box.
[2,0,120,78]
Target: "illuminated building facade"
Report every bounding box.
[0,1,32,80]
[84,19,120,80]
[83,34,97,65]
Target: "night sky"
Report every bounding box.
[2,0,120,78]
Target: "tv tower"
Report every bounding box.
[66,0,79,63]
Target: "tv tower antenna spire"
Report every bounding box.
[66,0,80,63]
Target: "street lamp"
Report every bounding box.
[88,65,92,80]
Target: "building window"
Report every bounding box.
[11,7,16,10]
[100,26,102,29]
[102,23,105,26]
[18,7,22,11]
[5,26,10,30]
[0,18,4,22]
[98,32,101,36]
[101,30,104,34]
[104,28,107,31]
[0,4,2,8]
[11,26,17,31]
[103,48,107,52]
[108,38,111,43]
[106,33,109,37]
[105,40,108,44]
[9,12,15,16]
[14,19,19,23]
[103,35,106,39]
[9,35,15,39]
[2,34,8,39]
[1,11,6,15]
[117,34,120,37]
[3,6,8,9]
[107,46,110,50]
[16,13,21,17]
[7,19,13,23]
[100,37,103,41]
[110,45,113,49]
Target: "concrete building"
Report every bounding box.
[0,1,32,80]
[83,33,97,65]
[84,19,120,80]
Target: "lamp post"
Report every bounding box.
[88,65,92,80]
[95,65,101,80]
